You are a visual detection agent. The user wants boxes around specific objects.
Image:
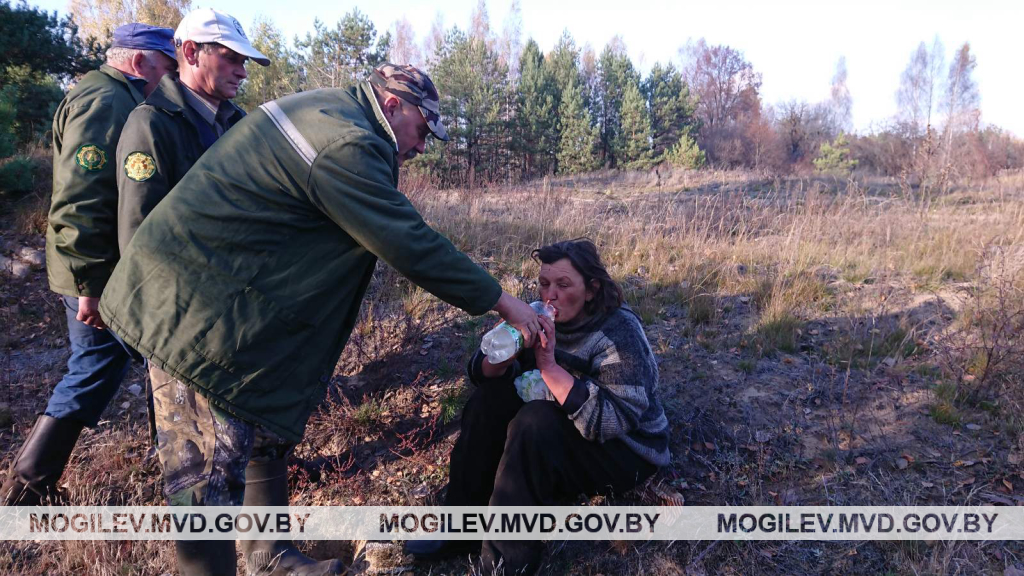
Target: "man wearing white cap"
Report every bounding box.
[116,8,268,251]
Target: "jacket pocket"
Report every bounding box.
[194,285,312,376]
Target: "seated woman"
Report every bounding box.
[408,239,671,575]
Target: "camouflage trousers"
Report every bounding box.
[150,366,292,506]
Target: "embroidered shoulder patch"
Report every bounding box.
[75,144,107,171]
[124,152,156,182]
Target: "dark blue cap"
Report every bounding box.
[111,23,176,61]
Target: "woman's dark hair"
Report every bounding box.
[532,238,624,317]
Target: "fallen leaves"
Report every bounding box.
[894,453,915,470]
[645,482,686,506]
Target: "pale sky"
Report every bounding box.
[43,0,1024,136]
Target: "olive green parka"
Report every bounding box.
[100,83,502,442]
[116,75,245,252]
[46,65,145,297]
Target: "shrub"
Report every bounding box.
[934,249,1024,432]
[665,130,705,170]
[0,156,35,195]
[813,133,857,176]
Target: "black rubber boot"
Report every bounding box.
[239,458,343,576]
[174,539,238,576]
[1,415,84,505]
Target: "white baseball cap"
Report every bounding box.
[174,8,270,67]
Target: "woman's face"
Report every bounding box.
[538,258,595,323]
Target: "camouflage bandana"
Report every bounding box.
[369,63,449,142]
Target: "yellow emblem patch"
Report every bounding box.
[75,144,107,171]
[124,152,156,182]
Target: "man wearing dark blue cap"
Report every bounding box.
[0,23,177,506]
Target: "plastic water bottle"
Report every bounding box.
[480,301,555,364]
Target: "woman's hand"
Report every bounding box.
[534,315,574,404]
[480,352,516,378]
[534,315,557,371]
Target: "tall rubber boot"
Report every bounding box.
[239,458,343,576]
[1,415,84,505]
[174,539,237,576]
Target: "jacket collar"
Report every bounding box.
[359,82,399,152]
[145,74,188,113]
[145,75,245,125]
[99,64,144,104]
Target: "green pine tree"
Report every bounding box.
[545,32,590,175]
[595,44,638,167]
[556,80,599,174]
[295,9,389,89]
[0,0,100,195]
[515,39,558,178]
[546,31,582,100]
[419,28,508,188]
[665,128,706,169]
[813,133,857,175]
[643,62,698,159]
[618,81,655,170]
[235,17,300,111]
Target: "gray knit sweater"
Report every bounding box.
[469,306,671,467]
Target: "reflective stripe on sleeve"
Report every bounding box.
[259,101,317,167]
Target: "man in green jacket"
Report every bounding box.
[100,63,542,575]
[1,24,177,507]
[116,8,257,251]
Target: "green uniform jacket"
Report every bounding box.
[116,75,245,252]
[46,65,145,297]
[100,82,503,442]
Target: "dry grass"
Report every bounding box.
[416,169,1023,302]
[2,168,1024,574]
